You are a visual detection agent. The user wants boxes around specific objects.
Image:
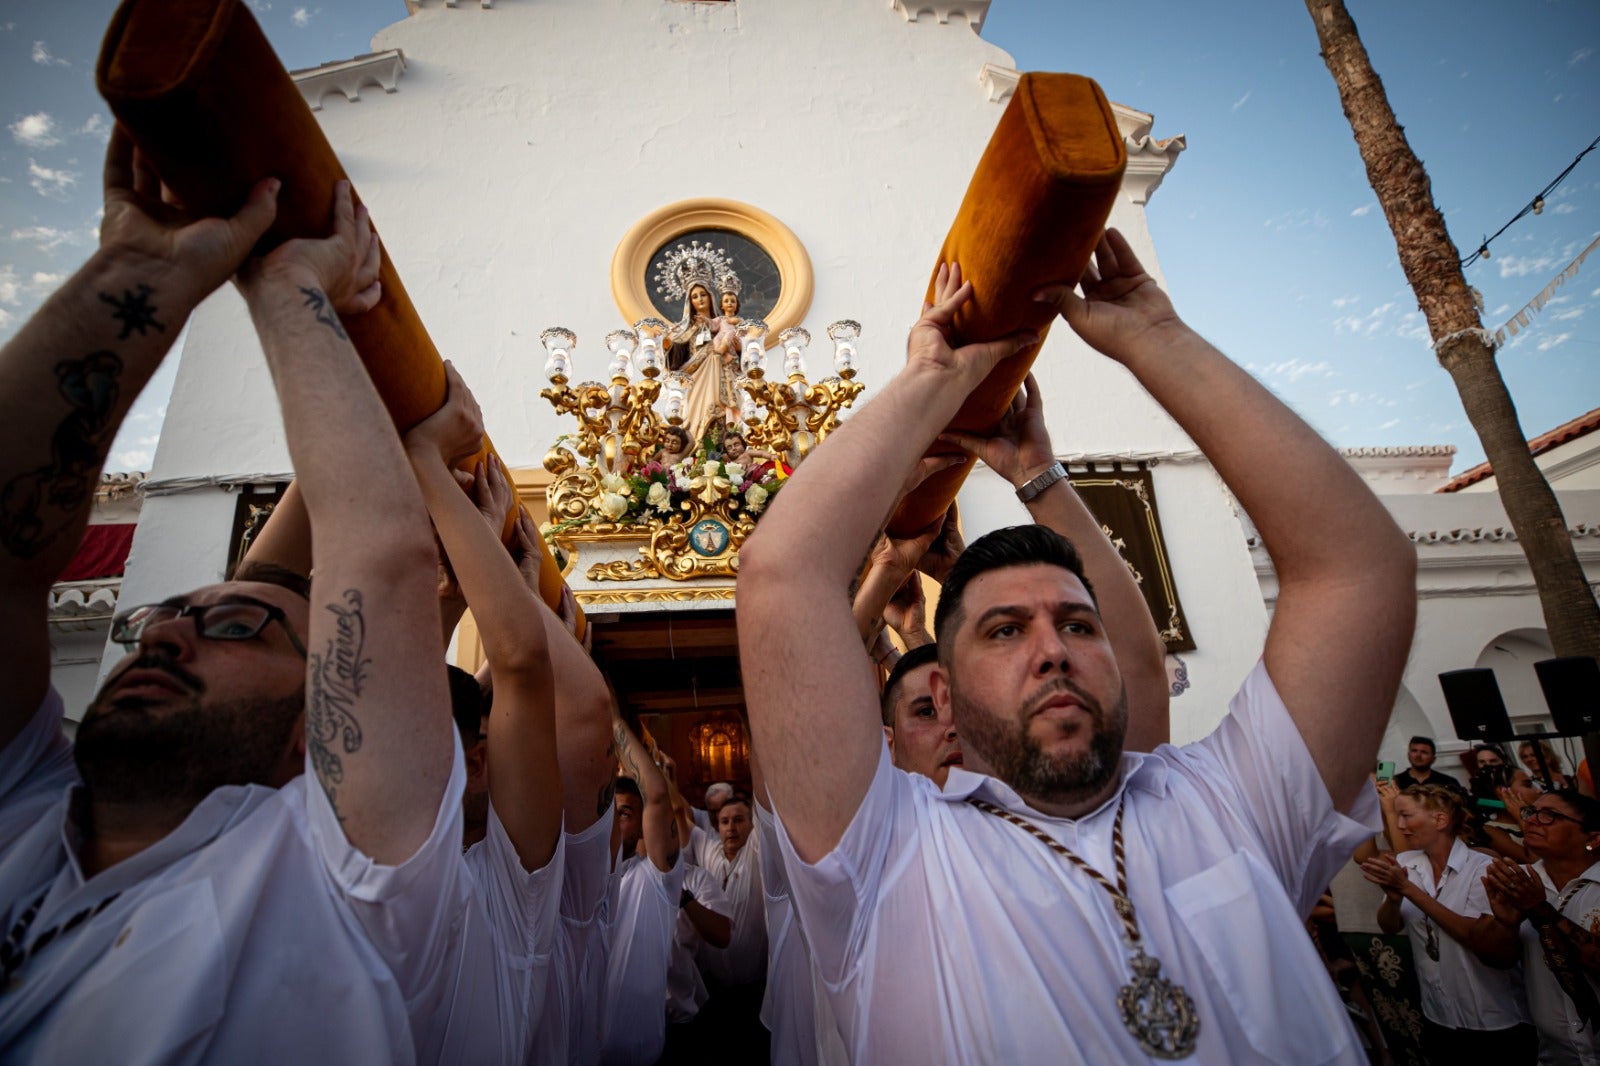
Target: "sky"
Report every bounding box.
[1,0,1596,474]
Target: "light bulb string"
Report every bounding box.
[1461,133,1599,268]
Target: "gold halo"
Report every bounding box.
[611,198,813,346]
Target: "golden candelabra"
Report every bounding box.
[539,320,671,477]
[737,320,865,464]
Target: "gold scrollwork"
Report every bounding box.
[574,587,737,606]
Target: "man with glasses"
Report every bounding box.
[0,131,547,1063]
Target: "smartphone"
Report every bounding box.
[1375,760,1395,783]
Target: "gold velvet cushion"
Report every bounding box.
[888,72,1125,537]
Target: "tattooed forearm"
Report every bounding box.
[307,589,370,820]
[100,284,164,340]
[299,287,348,340]
[0,351,124,557]
[614,721,646,780]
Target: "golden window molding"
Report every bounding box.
[610,198,813,343]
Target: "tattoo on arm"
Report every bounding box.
[299,287,348,341]
[615,722,645,780]
[0,350,124,557]
[307,589,370,822]
[100,285,164,340]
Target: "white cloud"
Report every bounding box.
[0,307,12,330]
[0,23,16,33]
[0,265,20,305]
[247,0,273,10]
[9,225,76,252]
[1497,253,1557,279]
[1247,358,1334,383]
[1350,204,1373,217]
[1553,202,1576,215]
[28,271,63,292]
[1553,307,1586,322]
[1490,303,1511,316]
[1536,332,1572,352]
[1378,419,1400,430]
[10,113,60,148]
[30,41,68,67]
[291,7,312,27]
[1231,89,1252,112]
[27,160,77,198]
[1571,47,1594,67]
[1331,294,1360,309]
[78,114,110,141]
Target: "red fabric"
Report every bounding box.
[60,523,136,581]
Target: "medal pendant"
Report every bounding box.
[1424,931,1441,962]
[1117,948,1200,1060]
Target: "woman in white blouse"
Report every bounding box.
[1485,789,1600,1065]
[1361,783,1536,1062]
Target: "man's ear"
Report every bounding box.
[929,665,952,714]
[883,725,896,760]
[465,738,489,792]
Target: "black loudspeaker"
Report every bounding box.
[1439,669,1516,743]
[1535,656,1600,737]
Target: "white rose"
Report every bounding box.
[673,471,691,492]
[723,462,745,484]
[600,473,628,495]
[598,492,629,520]
[647,481,671,512]
[745,484,769,513]
[703,460,721,477]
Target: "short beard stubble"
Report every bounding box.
[952,676,1129,809]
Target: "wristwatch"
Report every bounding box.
[1015,461,1067,503]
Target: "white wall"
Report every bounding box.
[122,0,1266,728]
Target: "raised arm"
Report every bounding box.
[613,712,676,871]
[738,263,1033,862]
[942,372,1170,752]
[1041,231,1415,810]
[235,181,449,865]
[0,126,277,748]
[404,364,560,870]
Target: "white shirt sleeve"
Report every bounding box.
[768,742,910,986]
[684,864,733,917]
[1164,659,1381,916]
[464,802,565,964]
[0,688,74,817]
[302,727,473,1002]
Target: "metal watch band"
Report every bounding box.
[1015,461,1067,503]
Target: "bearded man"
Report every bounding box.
[738,235,1416,1063]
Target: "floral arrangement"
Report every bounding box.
[584,451,783,527]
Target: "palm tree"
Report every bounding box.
[1304,0,1600,772]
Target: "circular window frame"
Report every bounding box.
[610,198,813,346]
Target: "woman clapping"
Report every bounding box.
[1484,790,1600,1065]
[1361,784,1535,1061]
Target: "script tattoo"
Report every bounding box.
[299,287,348,340]
[307,589,370,820]
[0,351,123,557]
[100,284,164,340]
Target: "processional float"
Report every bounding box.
[95,0,1124,617]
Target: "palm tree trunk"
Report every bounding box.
[1304,0,1600,774]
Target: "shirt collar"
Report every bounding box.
[1400,837,1471,877]
[936,751,1169,820]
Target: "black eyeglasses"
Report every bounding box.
[1521,804,1585,828]
[111,599,307,658]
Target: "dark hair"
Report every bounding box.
[932,525,1095,652]
[614,776,642,801]
[230,560,311,600]
[1549,789,1600,832]
[1408,736,1436,752]
[447,664,487,743]
[718,791,753,818]
[881,643,939,726]
[661,426,691,451]
[1472,743,1504,759]
[720,430,745,449]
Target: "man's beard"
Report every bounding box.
[76,653,303,807]
[952,676,1129,808]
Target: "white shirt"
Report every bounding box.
[757,799,849,1066]
[771,659,1377,1065]
[529,807,615,1066]
[667,864,731,1023]
[693,818,768,985]
[1396,839,1529,1030]
[0,689,548,1066]
[1520,859,1600,1064]
[600,851,686,1065]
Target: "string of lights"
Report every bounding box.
[1461,133,1600,268]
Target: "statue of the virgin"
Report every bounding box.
[664,256,742,449]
